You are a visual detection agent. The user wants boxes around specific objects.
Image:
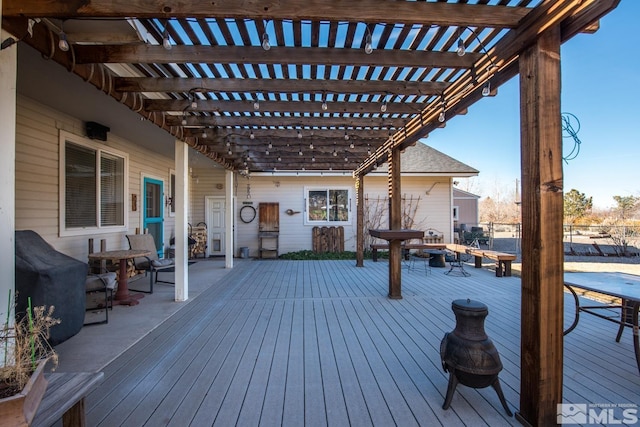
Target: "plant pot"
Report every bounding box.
[0,359,49,427]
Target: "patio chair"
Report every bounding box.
[126,234,175,293]
[84,272,117,325]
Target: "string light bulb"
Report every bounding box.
[297,130,302,139]
[380,100,388,113]
[364,32,373,54]
[456,38,465,57]
[321,98,328,111]
[58,31,69,52]
[344,132,349,141]
[162,25,172,50]
[349,142,354,149]
[438,111,446,123]
[268,142,272,149]
[181,114,187,126]
[253,100,260,110]
[261,33,271,51]
[482,80,491,97]
[191,96,198,109]
[201,129,208,138]
[250,130,255,139]
[309,142,314,150]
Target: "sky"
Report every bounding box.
[424,0,639,210]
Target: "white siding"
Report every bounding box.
[229,174,454,256]
[15,95,176,261]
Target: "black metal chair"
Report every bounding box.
[84,272,117,325]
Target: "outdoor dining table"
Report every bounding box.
[88,249,151,306]
[564,272,640,374]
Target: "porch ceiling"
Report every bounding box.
[2,0,618,175]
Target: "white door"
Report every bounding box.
[206,197,225,256]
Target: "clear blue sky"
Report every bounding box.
[425,0,639,210]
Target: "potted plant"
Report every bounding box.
[0,293,59,426]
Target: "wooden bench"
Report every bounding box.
[32,372,104,427]
[445,244,516,277]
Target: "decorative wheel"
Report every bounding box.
[240,205,257,223]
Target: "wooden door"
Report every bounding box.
[259,203,279,231]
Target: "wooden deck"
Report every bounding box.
[84,260,640,426]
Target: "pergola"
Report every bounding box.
[0,1,620,425]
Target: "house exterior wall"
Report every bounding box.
[15,95,176,261]
[230,174,454,256]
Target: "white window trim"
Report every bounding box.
[304,186,352,226]
[59,130,129,237]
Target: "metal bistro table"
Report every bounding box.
[88,249,152,306]
[564,272,640,374]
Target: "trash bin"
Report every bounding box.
[240,247,249,258]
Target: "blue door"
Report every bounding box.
[143,177,164,258]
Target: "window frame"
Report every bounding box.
[59,131,129,237]
[304,186,352,226]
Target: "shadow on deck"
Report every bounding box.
[55,259,640,426]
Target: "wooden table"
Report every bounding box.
[88,249,151,306]
[564,272,640,374]
[369,229,424,299]
[32,372,104,427]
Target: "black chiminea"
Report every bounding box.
[440,299,512,416]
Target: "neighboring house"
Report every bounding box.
[453,187,481,230]
[13,43,478,264]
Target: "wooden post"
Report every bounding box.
[388,148,402,299]
[356,174,364,267]
[517,26,564,427]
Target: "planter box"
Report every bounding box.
[0,359,48,427]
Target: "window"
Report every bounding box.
[60,132,128,236]
[305,187,351,224]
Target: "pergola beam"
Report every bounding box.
[2,1,529,28]
[115,77,451,96]
[73,45,481,69]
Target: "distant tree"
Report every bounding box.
[608,195,640,256]
[563,189,592,225]
[612,195,639,220]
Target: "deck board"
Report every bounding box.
[84,260,640,426]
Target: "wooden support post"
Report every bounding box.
[388,148,402,299]
[356,174,364,267]
[517,26,564,427]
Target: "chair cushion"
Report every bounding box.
[151,259,174,268]
[85,273,117,291]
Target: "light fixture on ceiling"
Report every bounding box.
[265,148,270,155]
[297,130,302,139]
[321,96,328,111]
[250,130,255,139]
[58,21,69,52]
[312,155,316,162]
[162,22,172,50]
[364,29,373,55]
[261,32,271,51]
[225,140,231,147]
[344,132,349,141]
[309,142,314,150]
[298,147,303,156]
[349,142,354,149]
[253,100,260,110]
[268,142,272,149]
[277,155,281,162]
